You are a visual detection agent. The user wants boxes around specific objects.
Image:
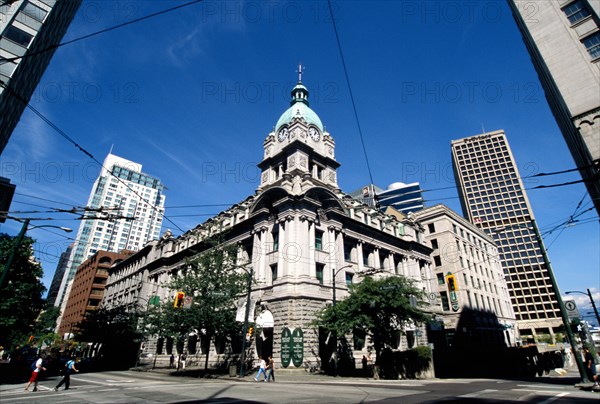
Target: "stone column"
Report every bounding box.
[357,241,364,272]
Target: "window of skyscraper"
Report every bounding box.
[562,0,591,24]
[21,2,48,22]
[3,25,34,47]
[582,32,600,59]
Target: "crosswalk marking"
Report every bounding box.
[458,389,497,398]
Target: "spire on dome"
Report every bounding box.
[290,65,309,107]
[274,66,324,132]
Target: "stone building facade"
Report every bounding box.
[413,204,518,346]
[508,0,600,215]
[103,77,434,370]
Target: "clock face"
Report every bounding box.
[278,128,289,142]
[309,127,320,141]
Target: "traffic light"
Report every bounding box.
[173,292,185,309]
[446,274,457,292]
[248,327,254,338]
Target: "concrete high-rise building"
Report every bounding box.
[46,243,73,307]
[351,182,424,214]
[0,0,82,154]
[451,130,563,343]
[507,0,600,215]
[54,153,166,310]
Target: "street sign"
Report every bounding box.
[183,296,193,309]
[564,299,580,319]
[291,328,304,368]
[280,327,292,368]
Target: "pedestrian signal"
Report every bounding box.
[446,274,457,292]
[173,292,185,309]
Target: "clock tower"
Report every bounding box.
[258,71,339,195]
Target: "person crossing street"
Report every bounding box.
[54,357,79,391]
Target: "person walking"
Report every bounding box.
[54,357,79,391]
[254,356,267,381]
[266,355,275,382]
[180,352,187,370]
[169,354,175,369]
[583,346,598,386]
[24,354,46,392]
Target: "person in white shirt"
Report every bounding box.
[254,357,267,381]
[24,355,46,392]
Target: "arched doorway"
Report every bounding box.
[255,309,274,359]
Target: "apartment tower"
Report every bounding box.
[54,153,166,310]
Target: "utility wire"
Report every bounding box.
[0,0,205,65]
[327,0,375,187]
[0,81,183,233]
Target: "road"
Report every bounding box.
[1,369,598,403]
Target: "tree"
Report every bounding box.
[0,233,46,351]
[32,305,61,349]
[75,306,141,369]
[314,275,430,369]
[146,236,248,369]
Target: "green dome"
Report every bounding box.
[275,102,324,132]
[275,82,324,132]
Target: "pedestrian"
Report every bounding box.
[254,356,267,381]
[169,354,175,369]
[54,357,79,391]
[180,352,187,370]
[266,355,275,382]
[583,346,598,386]
[24,354,46,392]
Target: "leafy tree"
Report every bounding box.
[75,306,141,369]
[0,233,46,351]
[32,305,61,349]
[314,275,430,368]
[33,306,61,336]
[146,236,249,369]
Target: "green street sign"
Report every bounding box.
[280,327,292,368]
[291,328,304,368]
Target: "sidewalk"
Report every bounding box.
[139,363,600,390]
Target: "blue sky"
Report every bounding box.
[1,0,598,324]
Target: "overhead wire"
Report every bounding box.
[326,0,375,188]
[0,0,205,65]
[0,80,183,233]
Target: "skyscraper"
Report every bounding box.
[350,182,425,214]
[54,153,166,309]
[46,243,73,307]
[451,130,563,342]
[507,0,600,215]
[0,0,82,154]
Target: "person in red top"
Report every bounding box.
[24,354,46,392]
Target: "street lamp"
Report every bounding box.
[332,264,353,307]
[331,264,352,377]
[238,263,253,378]
[565,289,600,329]
[493,220,589,382]
[0,218,72,290]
